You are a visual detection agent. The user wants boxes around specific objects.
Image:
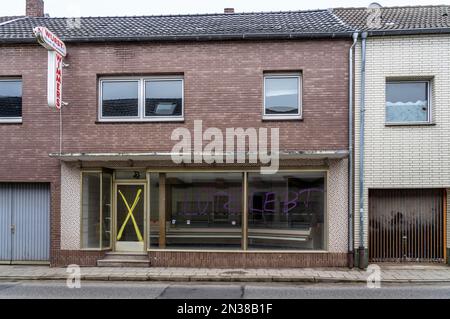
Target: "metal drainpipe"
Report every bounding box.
[359,31,368,269]
[348,32,359,268]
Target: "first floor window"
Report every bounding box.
[264,74,301,119]
[101,80,139,118]
[0,79,22,122]
[81,171,112,249]
[386,80,431,124]
[99,77,184,122]
[145,79,183,117]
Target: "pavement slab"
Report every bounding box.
[0,265,449,283]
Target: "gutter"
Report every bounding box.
[2,27,450,45]
[49,150,349,162]
[0,31,354,44]
[358,31,368,269]
[367,27,450,37]
[348,32,359,268]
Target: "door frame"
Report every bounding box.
[113,181,147,252]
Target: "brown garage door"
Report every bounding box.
[369,189,446,263]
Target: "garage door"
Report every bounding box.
[0,183,50,263]
[369,189,446,263]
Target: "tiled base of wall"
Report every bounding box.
[51,251,348,268]
[149,252,348,268]
[52,251,107,267]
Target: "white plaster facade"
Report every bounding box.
[353,35,450,252]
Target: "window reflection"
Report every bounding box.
[102,81,139,117]
[386,81,429,123]
[150,173,243,249]
[248,172,325,250]
[0,80,22,118]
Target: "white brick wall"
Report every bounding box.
[354,35,450,249]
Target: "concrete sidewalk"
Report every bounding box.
[0,264,449,283]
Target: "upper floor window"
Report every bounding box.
[99,76,184,122]
[263,73,302,120]
[0,79,22,123]
[386,80,431,124]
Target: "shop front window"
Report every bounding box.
[248,172,326,250]
[81,173,101,249]
[149,171,327,251]
[81,171,113,249]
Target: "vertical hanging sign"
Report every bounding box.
[33,27,67,110]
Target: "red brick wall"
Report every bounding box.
[0,39,350,266]
[149,251,348,268]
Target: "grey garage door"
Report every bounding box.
[0,183,50,263]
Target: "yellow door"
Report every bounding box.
[115,184,145,252]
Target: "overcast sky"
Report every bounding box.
[2,0,450,17]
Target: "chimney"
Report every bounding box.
[224,8,235,14]
[26,0,45,17]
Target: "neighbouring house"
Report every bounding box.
[334,5,450,267]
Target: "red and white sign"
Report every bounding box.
[33,27,67,57]
[48,51,63,109]
[33,27,67,110]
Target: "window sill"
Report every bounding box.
[0,119,22,125]
[385,122,436,127]
[96,118,185,124]
[147,249,328,254]
[79,248,112,251]
[262,116,303,122]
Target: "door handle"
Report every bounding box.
[10,224,16,235]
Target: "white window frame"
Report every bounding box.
[144,77,184,121]
[99,76,184,122]
[263,73,302,121]
[385,80,432,125]
[0,78,22,124]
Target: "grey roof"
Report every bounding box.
[332,5,450,34]
[0,10,352,43]
[0,6,450,44]
[0,16,24,25]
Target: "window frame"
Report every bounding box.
[263,73,302,121]
[80,170,113,251]
[144,77,184,120]
[0,78,23,124]
[98,76,184,123]
[385,80,432,126]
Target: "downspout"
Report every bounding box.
[359,32,368,269]
[348,32,359,268]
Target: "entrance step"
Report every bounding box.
[97,252,150,268]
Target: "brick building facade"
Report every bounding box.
[1,1,450,268]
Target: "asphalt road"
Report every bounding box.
[0,281,449,299]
